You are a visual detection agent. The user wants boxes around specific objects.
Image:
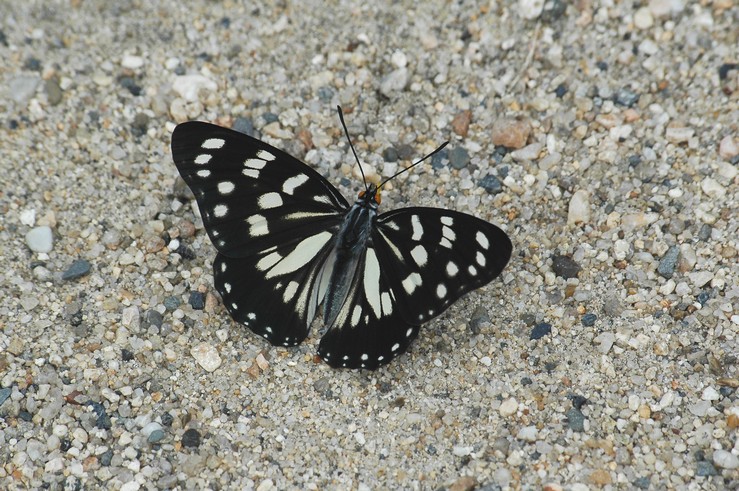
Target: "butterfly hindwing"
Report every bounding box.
[316,246,421,369]
[172,121,349,258]
[373,208,512,325]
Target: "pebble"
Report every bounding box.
[695,460,718,476]
[510,141,542,161]
[565,408,586,432]
[581,313,597,327]
[448,147,470,169]
[25,226,53,253]
[530,323,552,340]
[491,118,530,149]
[657,245,679,279]
[379,67,408,97]
[614,87,640,107]
[189,291,205,310]
[499,398,518,417]
[701,386,720,401]
[700,177,725,199]
[567,190,590,225]
[665,126,694,143]
[172,74,217,102]
[62,259,92,281]
[712,449,738,470]
[45,77,63,105]
[718,135,738,160]
[8,75,40,104]
[479,174,503,194]
[181,428,201,448]
[518,0,545,20]
[633,7,654,29]
[0,387,11,407]
[233,117,256,137]
[451,110,472,137]
[121,54,144,69]
[516,426,538,441]
[191,343,222,372]
[551,255,581,278]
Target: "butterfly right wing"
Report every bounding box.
[172,122,350,345]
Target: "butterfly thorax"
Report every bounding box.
[321,185,379,328]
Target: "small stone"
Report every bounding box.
[469,306,492,334]
[121,54,144,70]
[551,255,581,278]
[172,74,217,102]
[492,118,530,149]
[62,259,92,281]
[695,460,718,477]
[25,226,53,253]
[44,77,63,106]
[530,323,552,340]
[7,337,25,356]
[589,469,612,486]
[633,7,654,29]
[700,177,725,199]
[565,408,586,431]
[256,479,275,491]
[701,386,720,401]
[142,309,164,329]
[142,422,163,441]
[614,87,640,107]
[451,110,472,137]
[718,135,738,160]
[479,174,503,194]
[594,332,615,353]
[516,426,538,441]
[510,141,543,161]
[379,67,408,97]
[8,75,40,104]
[0,387,11,407]
[657,245,679,279]
[189,291,205,310]
[581,313,597,327]
[255,353,269,371]
[448,147,470,169]
[713,449,739,470]
[499,398,518,417]
[181,428,201,448]
[567,190,590,225]
[519,0,545,20]
[382,147,398,162]
[689,271,713,288]
[191,343,222,372]
[665,126,694,143]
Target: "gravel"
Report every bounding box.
[1,0,737,489]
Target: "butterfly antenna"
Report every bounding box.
[337,105,368,192]
[378,141,448,189]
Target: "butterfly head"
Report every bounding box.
[357,183,381,207]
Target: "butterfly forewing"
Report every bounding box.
[373,208,512,325]
[172,122,349,258]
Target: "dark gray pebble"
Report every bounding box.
[148,429,165,443]
[448,146,470,169]
[396,144,415,160]
[581,313,597,327]
[551,255,581,278]
[262,112,279,124]
[479,174,502,194]
[430,148,448,169]
[317,86,334,102]
[142,309,164,329]
[100,449,114,466]
[182,428,201,448]
[233,117,255,137]
[698,223,712,241]
[530,322,551,340]
[0,387,11,407]
[132,112,149,135]
[121,349,134,361]
[695,460,718,476]
[161,412,174,426]
[189,291,205,310]
[164,296,181,311]
[45,77,63,105]
[614,87,639,107]
[382,147,398,162]
[62,259,92,281]
[633,477,651,489]
[657,245,680,279]
[565,408,586,432]
[468,306,491,334]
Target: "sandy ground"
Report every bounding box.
[1,0,737,489]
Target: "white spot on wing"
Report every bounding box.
[361,353,369,361]
[384,221,400,231]
[282,174,309,195]
[258,192,283,210]
[246,214,268,236]
[243,169,259,178]
[442,226,456,241]
[476,231,490,250]
[247,313,256,320]
[313,194,333,205]
[391,343,400,352]
[411,215,423,241]
[202,138,225,149]
[220,262,227,272]
[440,237,453,249]
[244,158,266,169]
[441,216,454,226]
[197,170,211,178]
[476,251,486,267]
[284,211,337,220]
[436,283,447,298]
[406,327,413,337]
[363,248,382,318]
[218,181,235,194]
[223,282,232,293]
[381,292,392,315]
[446,261,458,276]
[265,231,332,279]
[378,230,403,260]
[410,245,428,267]
[401,272,422,294]
[257,150,276,161]
[283,281,299,303]
[194,154,211,165]
[214,204,228,217]
[256,251,282,271]
[351,305,362,327]
[468,265,478,276]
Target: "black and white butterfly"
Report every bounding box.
[171,108,512,370]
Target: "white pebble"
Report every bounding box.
[379,68,408,97]
[518,0,544,20]
[354,431,366,445]
[390,50,407,68]
[700,177,726,199]
[20,209,36,226]
[567,190,590,225]
[713,449,739,470]
[121,55,144,70]
[142,421,163,438]
[689,271,714,288]
[191,343,222,372]
[659,279,676,295]
[665,126,694,143]
[479,356,492,366]
[634,7,654,29]
[25,226,53,253]
[516,425,538,441]
[499,397,518,417]
[172,74,218,102]
[701,386,720,401]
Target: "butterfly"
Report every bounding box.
[171,107,512,369]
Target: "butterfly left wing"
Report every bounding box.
[372,208,512,325]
